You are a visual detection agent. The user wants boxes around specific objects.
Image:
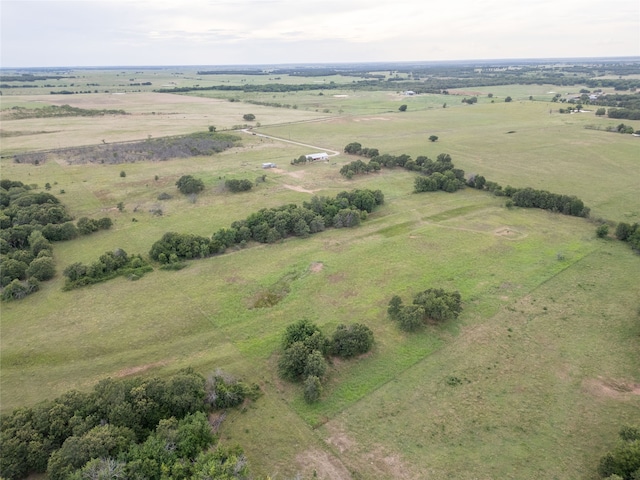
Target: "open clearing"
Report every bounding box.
[1,72,639,479]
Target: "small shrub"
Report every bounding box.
[596,224,609,238]
[304,376,322,403]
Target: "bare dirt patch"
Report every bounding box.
[353,117,390,122]
[364,446,415,480]
[327,272,346,283]
[282,184,317,194]
[284,169,306,179]
[309,262,324,273]
[115,361,167,377]
[494,226,526,240]
[583,377,640,399]
[324,424,357,454]
[296,449,352,480]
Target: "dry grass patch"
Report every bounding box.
[295,449,352,480]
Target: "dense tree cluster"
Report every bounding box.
[341,144,466,192]
[615,222,640,251]
[0,369,252,480]
[149,189,383,264]
[0,181,112,300]
[508,187,590,217]
[225,179,253,192]
[278,320,374,403]
[388,288,463,331]
[62,248,152,290]
[598,425,640,479]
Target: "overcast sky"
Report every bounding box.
[1,0,639,68]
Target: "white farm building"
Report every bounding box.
[305,152,329,162]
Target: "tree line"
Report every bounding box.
[0,369,258,480]
[341,143,590,217]
[0,180,113,301]
[62,248,152,290]
[149,189,384,264]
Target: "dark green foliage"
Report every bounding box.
[429,135,438,142]
[397,304,426,331]
[399,104,408,111]
[278,341,312,382]
[149,232,212,263]
[242,113,255,121]
[304,376,322,404]
[0,258,28,286]
[26,256,55,281]
[205,372,260,410]
[62,249,152,289]
[175,175,205,195]
[597,425,640,479]
[0,181,83,299]
[0,370,212,479]
[225,178,253,192]
[0,278,39,301]
[387,295,403,319]
[415,171,464,193]
[597,224,610,238]
[279,320,330,382]
[304,350,328,379]
[344,142,362,154]
[46,424,136,480]
[333,208,362,228]
[614,222,640,251]
[505,96,513,102]
[389,288,463,331]
[615,222,635,241]
[282,319,325,350]
[76,217,100,235]
[509,187,590,217]
[331,323,374,357]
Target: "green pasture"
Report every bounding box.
[1,84,639,479]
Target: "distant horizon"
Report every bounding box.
[3,56,640,72]
[2,0,638,69]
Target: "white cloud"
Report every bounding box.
[1,0,638,66]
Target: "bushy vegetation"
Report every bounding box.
[388,288,463,331]
[4,104,127,120]
[225,178,253,192]
[0,181,113,300]
[13,132,239,165]
[597,425,640,479]
[176,175,205,195]
[149,189,384,264]
[278,320,374,403]
[62,249,152,289]
[615,222,640,252]
[330,323,374,358]
[0,369,253,480]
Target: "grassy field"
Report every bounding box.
[1,81,639,479]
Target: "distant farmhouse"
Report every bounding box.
[305,152,329,162]
[262,162,277,168]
